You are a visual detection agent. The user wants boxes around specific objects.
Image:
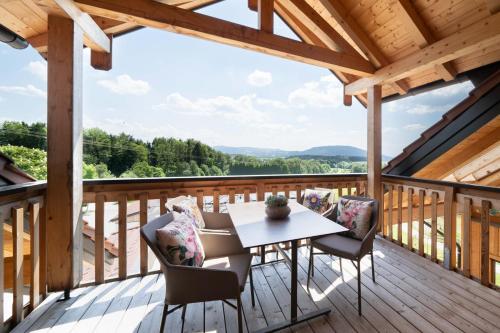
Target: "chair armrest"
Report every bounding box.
[199,230,248,258]
[202,212,235,229]
[164,265,240,304]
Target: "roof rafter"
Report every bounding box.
[345,13,500,95]
[316,0,410,95]
[395,0,457,82]
[68,0,375,76]
[258,0,274,33]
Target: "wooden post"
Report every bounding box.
[258,0,274,33]
[46,15,84,292]
[91,34,113,70]
[367,85,382,206]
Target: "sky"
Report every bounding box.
[0,0,474,157]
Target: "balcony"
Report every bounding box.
[1,174,499,332]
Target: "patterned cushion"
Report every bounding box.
[303,189,331,214]
[171,196,206,229]
[335,198,373,240]
[156,212,205,266]
[314,187,337,204]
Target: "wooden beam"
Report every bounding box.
[46,15,84,292]
[91,33,112,70]
[367,85,382,203]
[50,0,111,52]
[258,0,273,33]
[345,13,500,95]
[316,0,409,95]
[395,0,457,82]
[72,0,375,76]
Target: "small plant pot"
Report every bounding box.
[265,205,291,220]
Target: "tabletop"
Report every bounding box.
[226,201,348,249]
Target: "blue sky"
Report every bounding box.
[0,0,473,157]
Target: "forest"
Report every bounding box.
[0,121,367,180]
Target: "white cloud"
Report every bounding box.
[403,123,425,131]
[406,104,451,115]
[383,127,398,134]
[296,115,309,123]
[25,61,47,81]
[430,81,473,97]
[247,70,272,87]
[97,74,151,95]
[256,97,287,109]
[288,75,343,108]
[0,84,46,98]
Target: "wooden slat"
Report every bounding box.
[29,202,40,311]
[12,206,24,324]
[244,188,250,202]
[443,187,456,270]
[95,194,105,284]
[295,184,301,202]
[39,205,47,298]
[407,188,414,250]
[73,0,375,76]
[258,0,273,33]
[229,189,236,204]
[462,197,472,277]
[118,194,127,280]
[271,186,277,195]
[367,85,382,206]
[345,13,500,94]
[431,192,438,262]
[480,200,491,286]
[196,190,204,210]
[139,193,148,275]
[0,204,3,329]
[213,190,220,212]
[418,190,425,256]
[397,186,403,245]
[159,193,167,215]
[387,185,393,240]
[284,186,290,199]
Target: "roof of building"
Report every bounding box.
[0,151,37,186]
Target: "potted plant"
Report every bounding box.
[265,194,291,220]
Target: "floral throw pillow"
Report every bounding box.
[156,212,205,267]
[172,196,206,229]
[335,198,373,240]
[303,189,331,214]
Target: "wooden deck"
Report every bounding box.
[12,238,500,333]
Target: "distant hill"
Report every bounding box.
[214,145,392,161]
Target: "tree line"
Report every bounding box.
[0,121,366,180]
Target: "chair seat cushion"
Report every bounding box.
[202,253,252,291]
[156,212,205,267]
[312,234,362,259]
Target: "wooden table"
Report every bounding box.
[227,201,347,333]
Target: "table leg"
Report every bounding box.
[260,245,266,265]
[291,239,298,320]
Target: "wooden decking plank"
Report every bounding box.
[315,254,420,333]
[373,259,482,333]
[295,250,377,333]
[377,238,500,307]
[114,274,159,333]
[324,254,442,333]
[375,240,500,327]
[10,292,63,333]
[49,282,117,333]
[240,267,266,332]
[298,250,398,333]
[271,260,336,333]
[92,277,142,333]
[20,287,91,333]
[136,275,166,333]
[205,301,226,332]
[373,246,500,332]
[183,302,204,332]
[260,262,313,332]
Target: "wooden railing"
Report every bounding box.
[0,182,47,331]
[381,175,500,287]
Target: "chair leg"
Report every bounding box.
[181,304,187,320]
[237,296,243,333]
[371,251,376,283]
[249,268,255,307]
[339,257,343,277]
[307,246,313,289]
[160,303,168,333]
[357,259,362,316]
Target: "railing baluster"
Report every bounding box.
[12,206,24,324]
[462,197,472,277]
[355,182,361,196]
[284,186,290,199]
[196,191,204,210]
[118,194,128,280]
[480,200,491,286]
[295,185,301,202]
[244,188,250,202]
[388,185,393,240]
[407,188,414,251]
[443,187,456,270]
[160,192,168,215]
[39,204,47,298]
[29,202,40,310]
[229,189,236,204]
[431,192,438,262]
[0,205,3,329]
[347,183,352,196]
[213,190,220,212]
[139,193,148,275]
[418,190,425,257]
[397,186,403,245]
[95,194,105,284]
[271,186,277,195]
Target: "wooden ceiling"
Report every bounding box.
[1,0,500,103]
